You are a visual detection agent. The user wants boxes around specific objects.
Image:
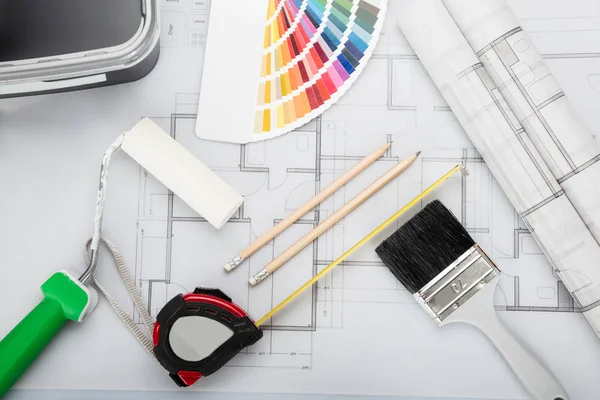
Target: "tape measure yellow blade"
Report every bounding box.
[256,164,467,327]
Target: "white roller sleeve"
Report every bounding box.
[121,118,243,229]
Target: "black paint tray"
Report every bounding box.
[0,0,160,98]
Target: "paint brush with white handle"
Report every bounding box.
[375,200,570,400]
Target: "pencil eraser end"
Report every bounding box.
[224,263,234,272]
[121,118,243,229]
[248,276,258,286]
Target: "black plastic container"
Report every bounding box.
[0,0,160,98]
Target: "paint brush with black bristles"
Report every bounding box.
[376,200,569,400]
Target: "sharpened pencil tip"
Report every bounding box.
[416,151,422,157]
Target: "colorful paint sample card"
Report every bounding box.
[196,0,388,143]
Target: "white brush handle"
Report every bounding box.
[441,277,569,400]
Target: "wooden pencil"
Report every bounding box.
[249,151,421,286]
[255,165,464,326]
[224,142,392,272]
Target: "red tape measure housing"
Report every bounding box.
[153,288,263,387]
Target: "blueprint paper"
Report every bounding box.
[441,0,600,252]
[1,0,600,399]
[396,0,600,337]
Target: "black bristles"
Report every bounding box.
[375,200,475,294]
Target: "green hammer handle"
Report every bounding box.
[0,271,95,399]
[0,299,68,397]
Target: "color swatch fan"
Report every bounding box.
[196,0,388,143]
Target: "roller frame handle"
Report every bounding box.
[0,271,96,398]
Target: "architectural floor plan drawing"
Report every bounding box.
[1,0,600,399]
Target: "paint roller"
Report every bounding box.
[0,118,243,396]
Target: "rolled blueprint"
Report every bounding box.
[396,0,600,336]
[442,0,600,242]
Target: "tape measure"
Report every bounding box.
[152,288,263,387]
[66,164,456,389]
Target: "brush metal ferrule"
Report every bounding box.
[414,245,500,324]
